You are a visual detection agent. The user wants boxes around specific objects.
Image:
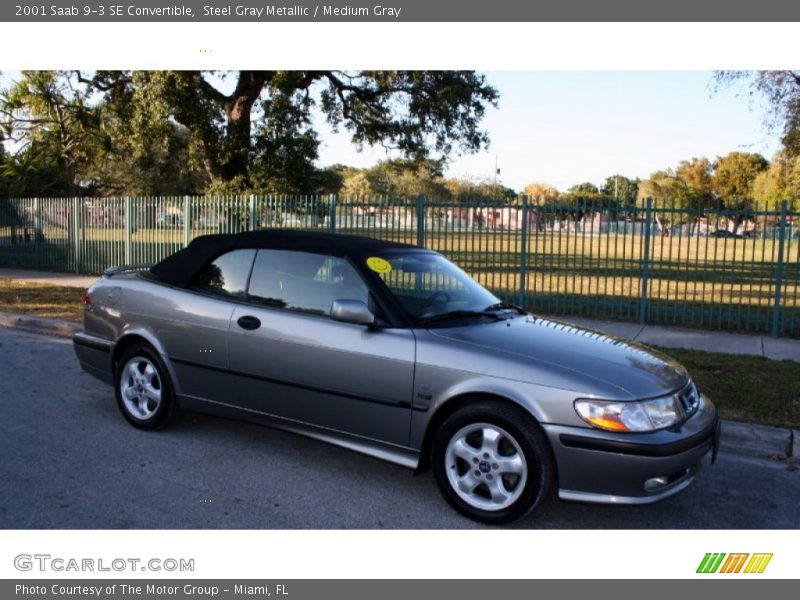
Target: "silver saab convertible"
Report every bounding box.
[73,230,720,523]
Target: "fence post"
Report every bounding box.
[249,195,257,231]
[183,196,192,247]
[328,194,337,233]
[33,198,41,271]
[771,200,788,338]
[416,195,426,247]
[72,197,81,273]
[125,196,133,265]
[639,197,653,325]
[519,195,529,308]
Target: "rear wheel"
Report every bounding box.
[115,345,177,430]
[432,402,554,524]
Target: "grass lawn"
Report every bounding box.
[0,278,84,323]
[656,347,800,430]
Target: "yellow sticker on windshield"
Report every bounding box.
[366,256,393,274]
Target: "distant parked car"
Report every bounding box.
[193,213,221,229]
[155,210,183,228]
[73,230,720,523]
[712,228,756,239]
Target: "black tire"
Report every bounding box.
[431,401,554,524]
[114,344,178,430]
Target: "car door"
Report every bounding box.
[226,249,415,446]
[153,248,255,403]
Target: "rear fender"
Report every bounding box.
[114,326,183,397]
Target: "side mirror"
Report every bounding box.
[330,299,376,326]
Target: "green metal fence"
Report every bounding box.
[1,195,798,337]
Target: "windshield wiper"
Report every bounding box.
[417,310,504,325]
[484,302,527,315]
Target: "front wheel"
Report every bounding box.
[432,402,554,524]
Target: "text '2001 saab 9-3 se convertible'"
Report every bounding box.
[73,230,720,523]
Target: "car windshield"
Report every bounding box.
[366,251,503,324]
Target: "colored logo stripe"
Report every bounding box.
[719,553,749,573]
[697,553,772,574]
[744,553,773,574]
[697,553,726,573]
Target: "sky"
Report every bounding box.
[315,71,782,192]
[1,70,782,193]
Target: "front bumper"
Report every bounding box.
[543,395,719,505]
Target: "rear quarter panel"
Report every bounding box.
[83,275,235,400]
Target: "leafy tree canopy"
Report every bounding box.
[81,70,499,193]
[523,182,560,204]
[443,177,516,204]
[601,174,639,204]
[1,70,498,197]
[751,151,800,210]
[711,151,768,205]
[715,71,800,157]
[567,182,600,196]
[675,157,714,206]
[1,70,106,196]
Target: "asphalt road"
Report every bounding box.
[1,328,797,529]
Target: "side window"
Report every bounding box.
[248,250,369,316]
[191,249,256,298]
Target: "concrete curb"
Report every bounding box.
[0,311,80,339]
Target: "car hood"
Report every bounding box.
[427,315,689,399]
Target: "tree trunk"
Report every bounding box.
[217,71,272,183]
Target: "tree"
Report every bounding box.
[637,160,715,236]
[523,182,560,205]
[712,151,769,233]
[341,170,373,196]
[306,165,345,195]
[248,92,322,194]
[443,177,515,204]
[637,170,693,207]
[715,71,800,156]
[364,159,447,199]
[752,151,800,210]
[601,175,638,205]
[1,70,106,195]
[568,182,600,195]
[84,114,207,196]
[675,158,715,207]
[712,152,768,203]
[81,70,499,191]
[0,140,8,197]
[556,182,608,223]
[635,170,696,235]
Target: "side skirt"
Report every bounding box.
[178,394,420,470]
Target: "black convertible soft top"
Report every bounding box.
[148,229,420,286]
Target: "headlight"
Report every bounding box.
[574,394,684,432]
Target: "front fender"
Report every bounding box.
[409,369,578,452]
